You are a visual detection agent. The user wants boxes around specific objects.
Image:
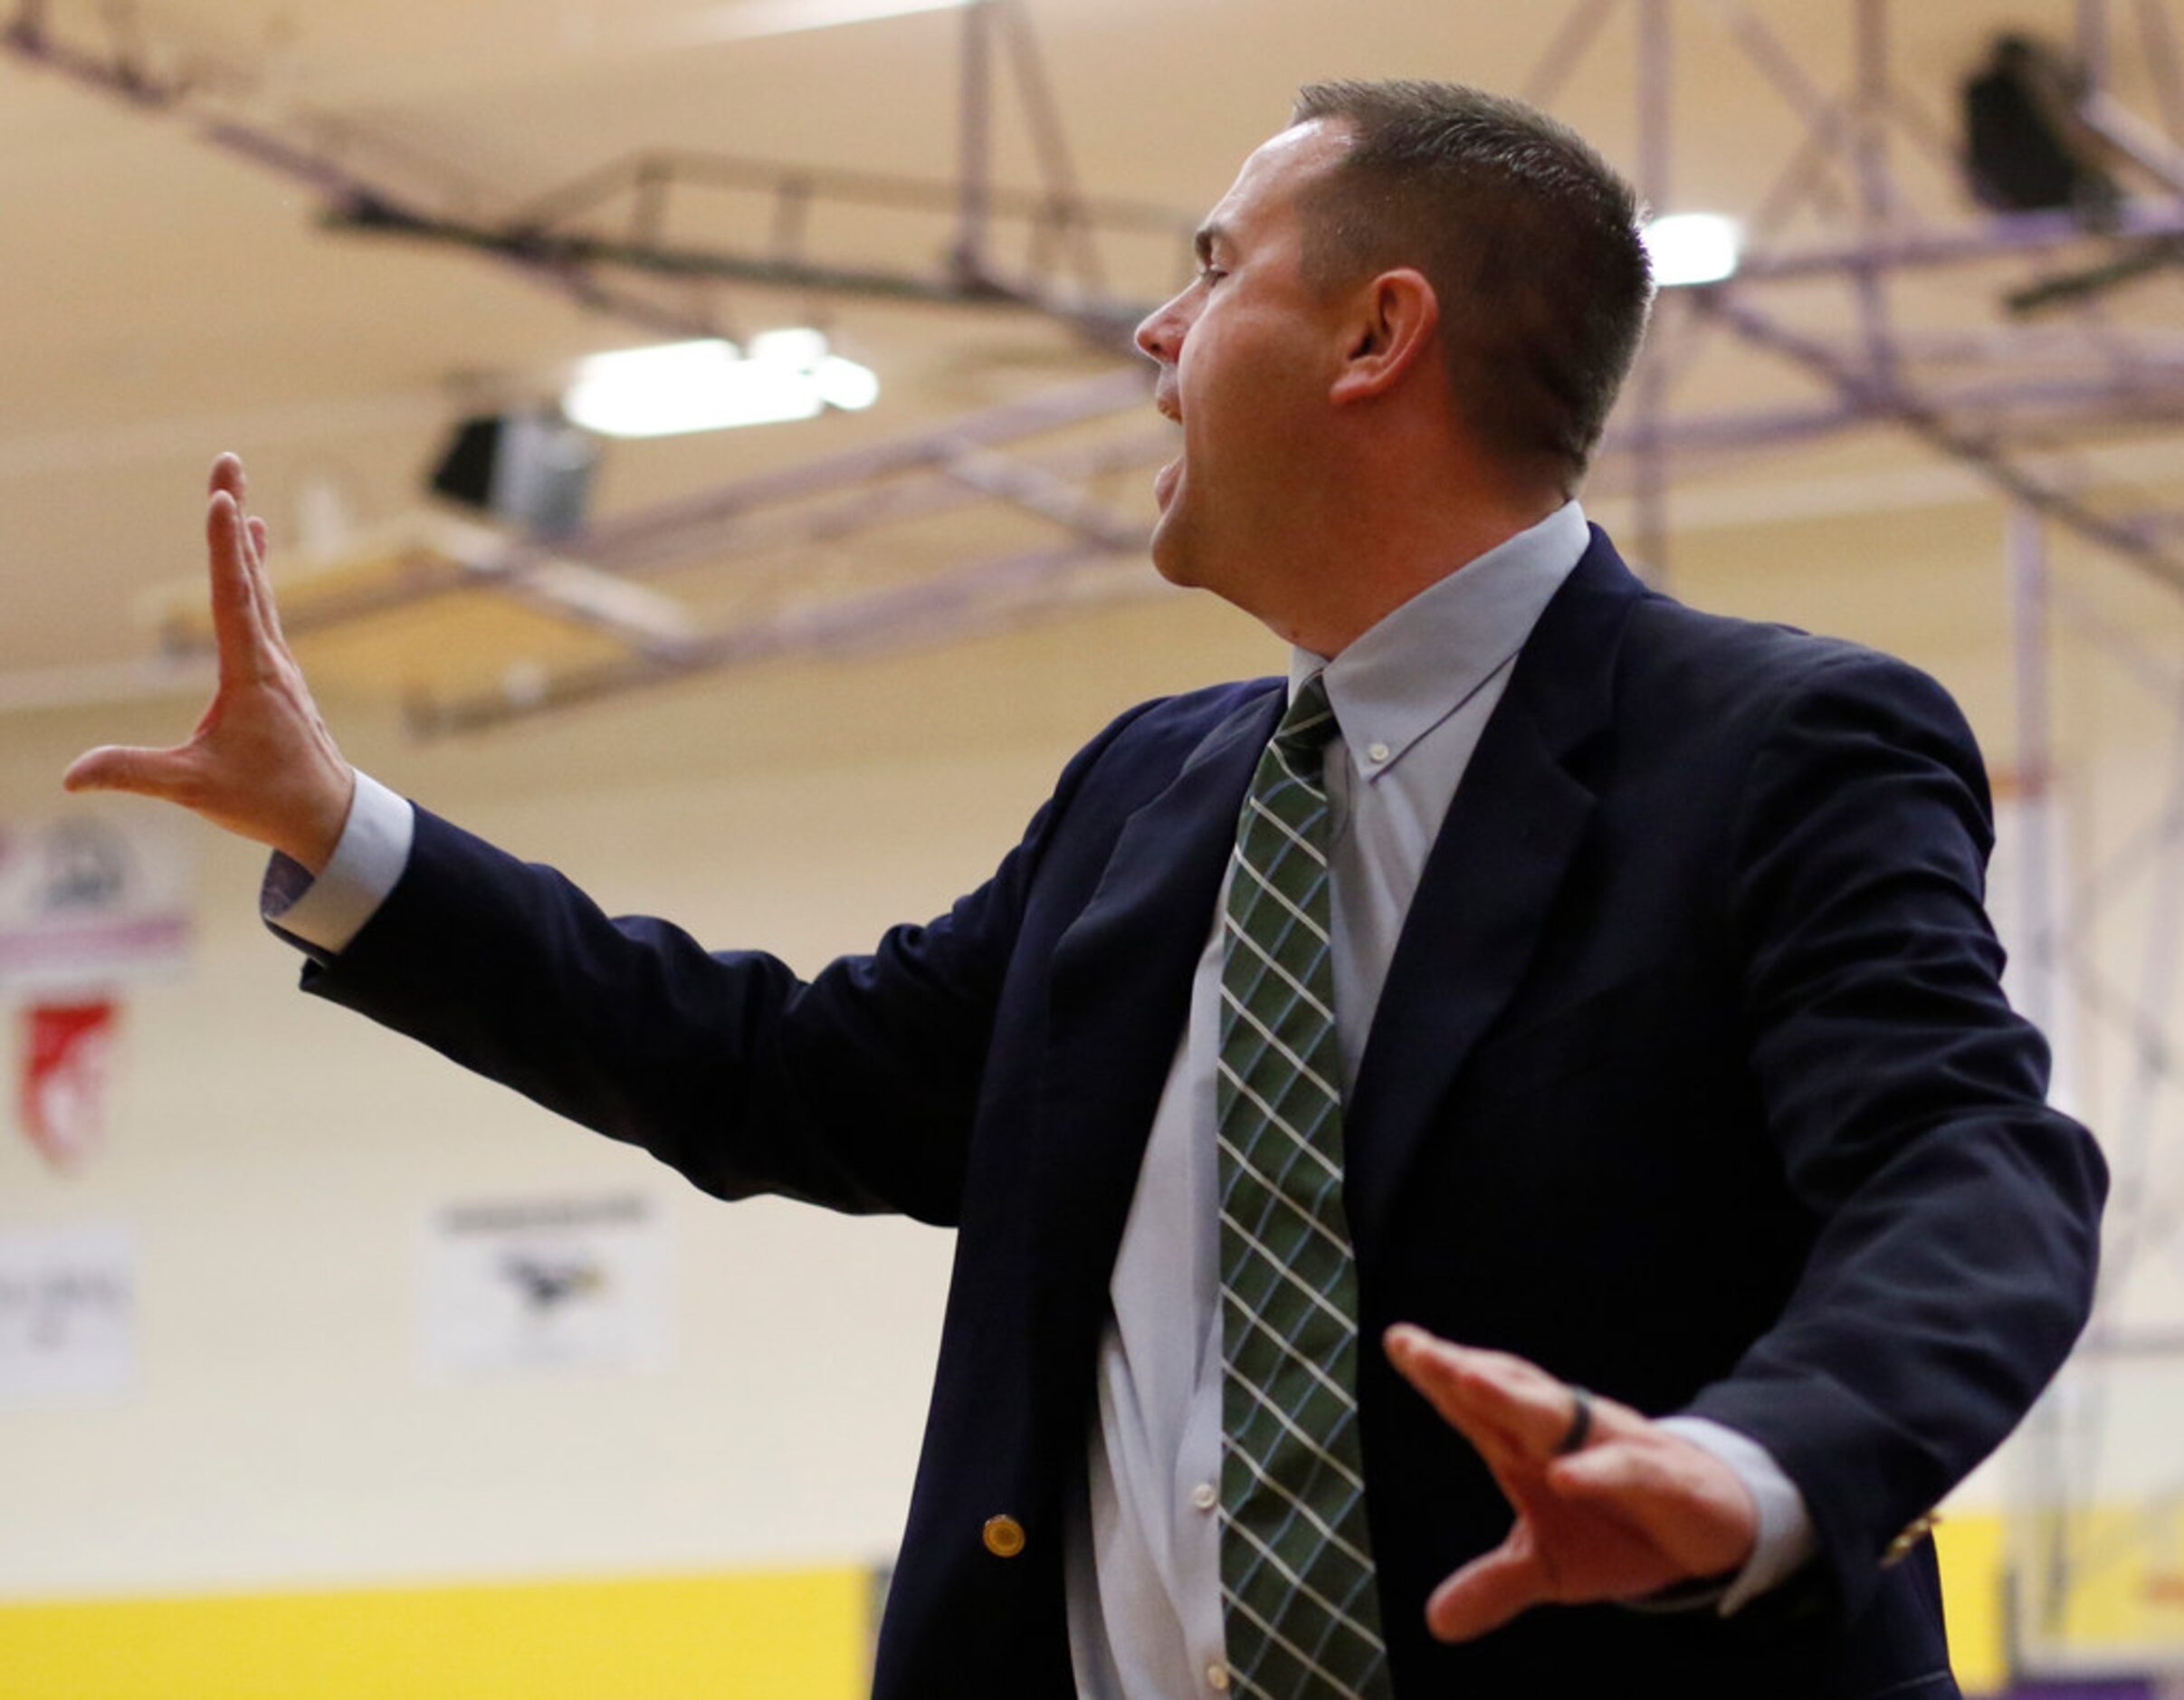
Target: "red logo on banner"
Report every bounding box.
[20,1000,117,1171]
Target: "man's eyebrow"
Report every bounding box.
[1194,223,1226,266]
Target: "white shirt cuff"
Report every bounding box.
[259,770,415,955]
[1657,1415,1818,1615]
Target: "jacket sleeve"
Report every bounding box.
[294,702,1158,1227]
[1683,648,2107,1620]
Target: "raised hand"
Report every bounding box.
[1383,1323,1759,1641]
[63,454,355,872]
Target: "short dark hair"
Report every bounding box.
[1289,80,1654,489]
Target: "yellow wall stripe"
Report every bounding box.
[0,1514,2169,1700]
[0,1565,868,1699]
[1937,1512,2008,1695]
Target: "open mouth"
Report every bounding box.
[1153,388,1182,509]
[1150,380,1182,508]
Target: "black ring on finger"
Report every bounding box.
[1557,1387,1594,1456]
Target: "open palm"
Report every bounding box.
[63,454,353,870]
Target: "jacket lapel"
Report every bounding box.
[1343,530,1647,1258]
[1033,686,1283,1323]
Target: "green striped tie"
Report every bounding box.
[1216,675,1392,1699]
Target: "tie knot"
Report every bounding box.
[1273,674,1340,760]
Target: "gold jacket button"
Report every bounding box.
[1881,1511,1938,1568]
[983,1514,1026,1559]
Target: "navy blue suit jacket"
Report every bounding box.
[300,530,2104,1697]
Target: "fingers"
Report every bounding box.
[205,455,299,674]
[214,454,289,648]
[1426,1539,1549,1642]
[206,484,271,683]
[240,506,288,646]
[62,743,196,802]
[1385,1324,1585,1470]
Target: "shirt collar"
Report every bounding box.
[1289,500,1590,785]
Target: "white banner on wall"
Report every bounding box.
[0,812,191,994]
[419,1193,672,1380]
[0,1222,137,1408]
[1988,792,2077,1118]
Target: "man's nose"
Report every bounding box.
[1135,291,1188,363]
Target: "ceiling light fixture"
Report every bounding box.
[670,0,968,45]
[1642,212,1742,288]
[563,333,880,439]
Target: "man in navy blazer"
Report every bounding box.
[72,81,2103,1698]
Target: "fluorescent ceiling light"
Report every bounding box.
[1642,212,1741,287]
[668,0,967,45]
[564,334,879,439]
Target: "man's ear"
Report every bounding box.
[1329,268,1440,406]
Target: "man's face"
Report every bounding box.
[1136,120,1355,612]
